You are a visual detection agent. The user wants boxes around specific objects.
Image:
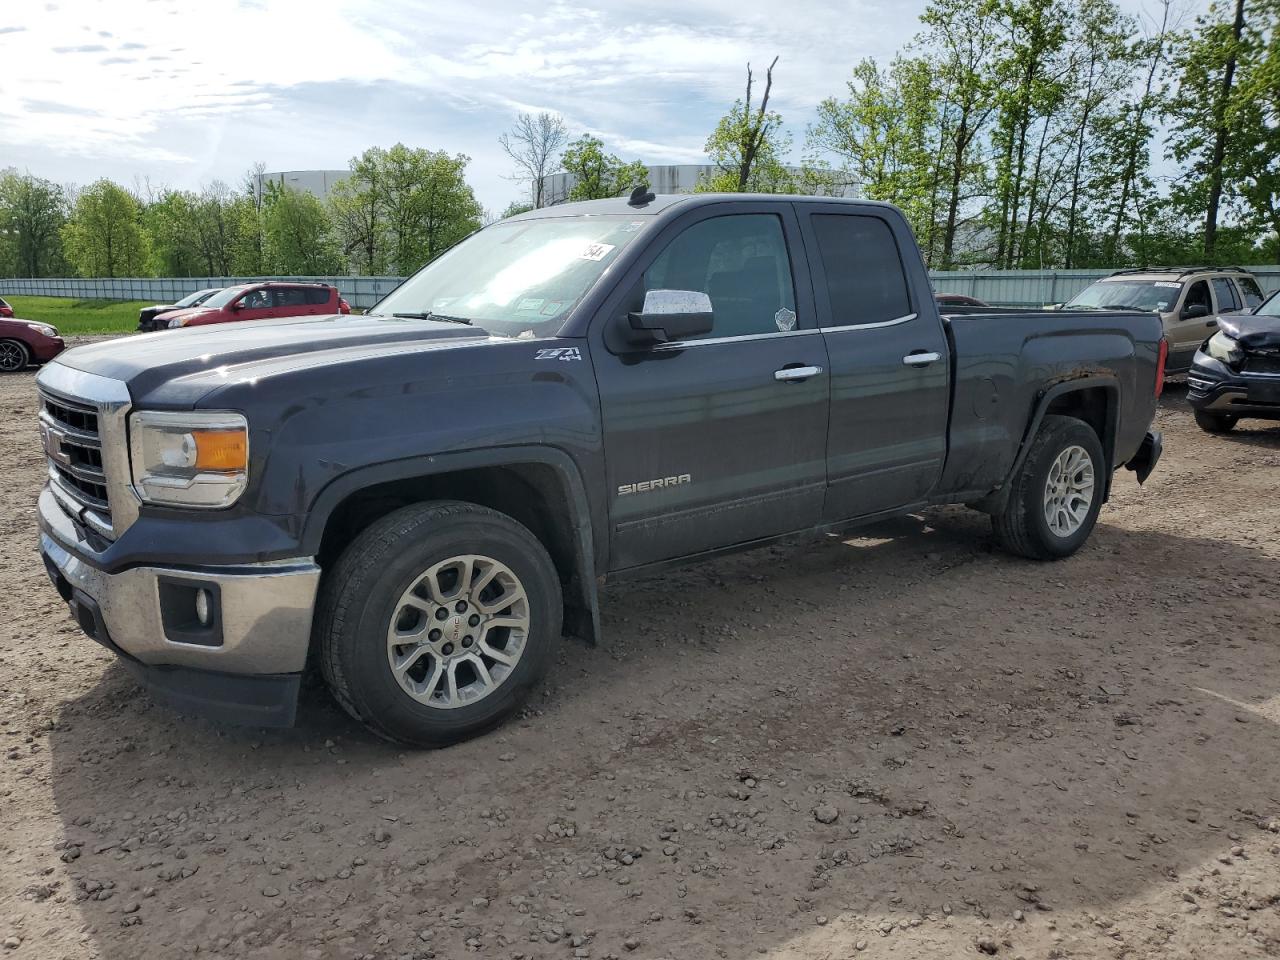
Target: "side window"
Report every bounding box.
[1212,278,1240,313]
[1239,276,1264,309]
[274,287,310,308]
[1184,280,1210,311]
[304,287,331,305]
[643,214,796,339]
[810,214,911,326]
[240,289,271,309]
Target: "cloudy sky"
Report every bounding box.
[2,0,1204,213]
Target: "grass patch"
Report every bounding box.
[3,296,148,335]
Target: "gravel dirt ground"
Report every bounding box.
[2,343,1280,960]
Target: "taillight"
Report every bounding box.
[1154,338,1168,397]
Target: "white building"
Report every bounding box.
[254,169,350,203]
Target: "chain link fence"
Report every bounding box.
[2,268,1278,311]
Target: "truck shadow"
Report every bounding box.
[39,512,1280,958]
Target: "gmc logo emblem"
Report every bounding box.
[40,423,72,468]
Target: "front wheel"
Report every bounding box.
[993,415,1105,560]
[0,339,30,373]
[1194,410,1237,433]
[317,501,562,747]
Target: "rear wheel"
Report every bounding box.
[993,415,1105,560]
[0,340,29,373]
[1194,410,1237,433]
[318,501,561,747]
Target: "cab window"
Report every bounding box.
[810,214,911,326]
[642,214,797,340]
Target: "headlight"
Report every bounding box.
[26,322,57,337]
[168,317,187,329]
[1206,331,1244,365]
[129,410,248,508]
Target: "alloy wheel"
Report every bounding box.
[385,554,530,709]
[1043,444,1095,537]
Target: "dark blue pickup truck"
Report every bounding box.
[35,193,1165,746]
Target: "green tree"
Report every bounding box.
[982,0,1070,267]
[700,57,798,193]
[262,183,341,274]
[919,0,999,267]
[61,179,148,277]
[0,171,67,278]
[808,56,942,254]
[1215,0,1280,259]
[379,144,484,274]
[1165,0,1254,259]
[558,135,649,201]
[330,147,388,273]
[499,200,534,219]
[145,189,203,276]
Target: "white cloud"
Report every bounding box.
[0,0,1213,210]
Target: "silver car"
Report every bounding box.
[1062,268,1266,373]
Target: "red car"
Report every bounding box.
[165,282,351,329]
[0,317,65,372]
[0,297,14,318]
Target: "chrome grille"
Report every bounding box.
[39,390,113,527]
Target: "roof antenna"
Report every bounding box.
[628,185,656,207]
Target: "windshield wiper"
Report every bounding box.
[375,310,474,326]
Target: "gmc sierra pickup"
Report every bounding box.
[35,193,1166,746]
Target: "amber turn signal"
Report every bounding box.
[193,429,248,471]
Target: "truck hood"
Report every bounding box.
[1220,311,1280,350]
[53,313,492,402]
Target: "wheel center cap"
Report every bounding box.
[447,615,464,642]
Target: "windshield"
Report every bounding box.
[174,288,215,307]
[198,285,251,309]
[370,216,646,338]
[1256,291,1280,318]
[1063,279,1181,312]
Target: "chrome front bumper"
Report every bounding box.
[40,529,320,676]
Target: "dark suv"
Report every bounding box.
[1188,288,1280,432]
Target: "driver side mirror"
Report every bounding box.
[1182,302,1210,320]
[625,289,714,346]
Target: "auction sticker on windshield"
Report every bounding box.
[581,243,616,261]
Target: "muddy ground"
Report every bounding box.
[2,345,1279,960]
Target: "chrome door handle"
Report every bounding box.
[902,351,941,367]
[774,365,823,382]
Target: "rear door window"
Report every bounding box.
[1239,276,1265,309]
[1212,278,1241,313]
[274,287,310,308]
[304,287,331,305]
[809,214,911,327]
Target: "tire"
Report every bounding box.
[992,414,1105,561]
[0,339,29,373]
[317,500,562,747]
[1194,410,1237,433]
